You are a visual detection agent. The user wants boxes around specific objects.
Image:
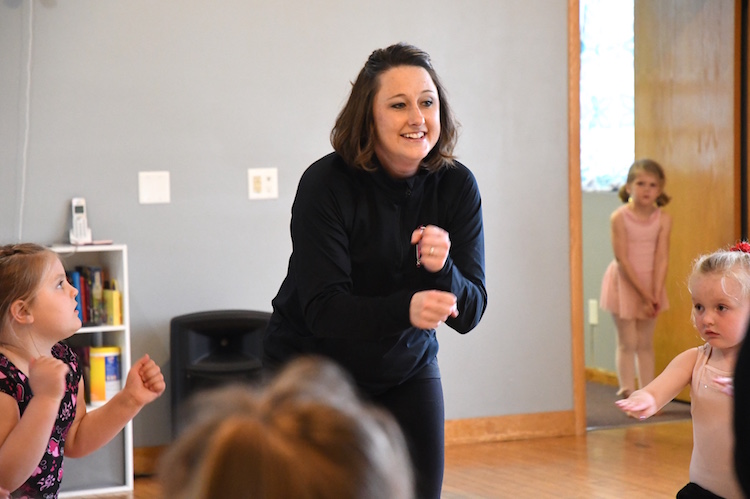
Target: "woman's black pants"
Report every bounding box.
[371,376,445,499]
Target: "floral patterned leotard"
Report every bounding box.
[0,342,80,499]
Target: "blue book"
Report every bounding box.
[67,270,83,322]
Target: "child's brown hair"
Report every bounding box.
[0,243,54,331]
[617,158,671,206]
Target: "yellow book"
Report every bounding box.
[104,279,122,326]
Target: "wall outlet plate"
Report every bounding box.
[588,299,599,325]
[248,168,278,200]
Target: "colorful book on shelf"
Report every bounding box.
[66,270,83,322]
[103,279,122,326]
[90,267,104,325]
[84,266,95,325]
[74,266,108,327]
[76,266,90,324]
[64,264,117,327]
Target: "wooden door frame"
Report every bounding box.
[568,0,586,435]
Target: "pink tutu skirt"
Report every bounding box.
[600,261,668,320]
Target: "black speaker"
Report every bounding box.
[170,309,270,437]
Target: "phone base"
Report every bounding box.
[69,227,93,245]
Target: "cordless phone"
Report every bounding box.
[69,197,93,245]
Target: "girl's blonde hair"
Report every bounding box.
[617,158,671,206]
[688,244,750,299]
[0,243,54,331]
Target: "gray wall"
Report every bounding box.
[582,191,621,373]
[1,1,572,447]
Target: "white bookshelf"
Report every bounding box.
[51,244,133,497]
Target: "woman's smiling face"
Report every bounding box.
[372,65,440,179]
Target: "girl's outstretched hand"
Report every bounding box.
[122,354,165,407]
[614,390,657,419]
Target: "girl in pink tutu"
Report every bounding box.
[600,159,672,398]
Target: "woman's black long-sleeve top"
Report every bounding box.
[264,152,487,394]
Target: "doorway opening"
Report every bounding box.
[580,0,640,428]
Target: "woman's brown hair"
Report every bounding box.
[331,42,459,173]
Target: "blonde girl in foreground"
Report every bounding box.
[616,243,750,499]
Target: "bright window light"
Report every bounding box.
[580,0,634,192]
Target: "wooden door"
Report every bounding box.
[634,0,740,400]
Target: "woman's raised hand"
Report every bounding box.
[412,225,451,273]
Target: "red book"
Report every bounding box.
[77,266,90,324]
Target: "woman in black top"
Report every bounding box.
[264,42,487,499]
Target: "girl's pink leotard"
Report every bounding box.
[689,343,742,498]
[600,204,669,319]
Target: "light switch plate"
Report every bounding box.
[139,171,171,204]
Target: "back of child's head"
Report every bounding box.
[194,400,411,499]
[617,158,671,206]
[160,355,415,499]
[688,242,750,299]
[0,243,53,331]
[262,354,361,411]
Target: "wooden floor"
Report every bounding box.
[97,420,693,499]
[441,421,692,498]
